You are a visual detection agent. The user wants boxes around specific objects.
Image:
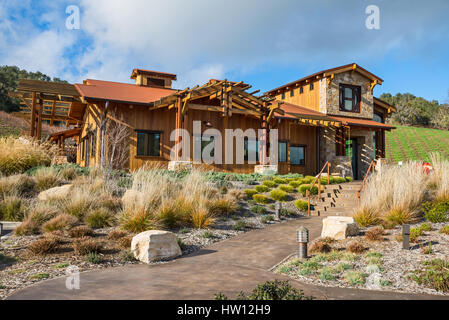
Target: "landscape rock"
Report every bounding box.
[321,216,359,240]
[37,184,72,201]
[131,230,182,263]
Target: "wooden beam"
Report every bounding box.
[36,98,43,140]
[30,92,37,137]
[50,100,56,125]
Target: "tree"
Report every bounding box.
[0,65,68,112]
[105,111,132,171]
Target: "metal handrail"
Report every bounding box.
[307,161,331,216]
[356,160,376,209]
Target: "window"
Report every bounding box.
[81,139,85,160]
[136,131,161,157]
[281,92,285,99]
[373,111,384,123]
[290,146,305,165]
[290,89,294,97]
[299,87,304,94]
[279,141,287,162]
[309,83,314,91]
[339,84,361,113]
[244,137,259,162]
[91,131,96,158]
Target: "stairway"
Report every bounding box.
[311,181,362,217]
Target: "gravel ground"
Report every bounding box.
[276,221,449,296]
[0,195,304,300]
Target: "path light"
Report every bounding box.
[0,222,3,237]
[402,224,410,250]
[297,226,309,259]
[275,202,282,220]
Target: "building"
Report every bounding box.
[12,63,396,178]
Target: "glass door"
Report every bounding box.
[345,139,358,179]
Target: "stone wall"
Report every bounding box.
[321,71,373,119]
[318,127,337,168]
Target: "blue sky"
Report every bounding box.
[0,0,448,103]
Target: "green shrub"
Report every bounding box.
[419,222,433,232]
[251,205,267,214]
[120,250,137,262]
[0,196,25,221]
[270,189,287,202]
[86,252,103,264]
[303,176,315,184]
[423,201,449,223]
[261,215,274,224]
[262,180,277,188]
[294,199,309,211]
[202,230,214,239]
[85,208,115,228]
[278,185,294,193]
[439,225,449,235]
[30,273,50,280]
[254,185,270,193]
[280,208,297,217]
[345,177,353,182]
[288,180,303,188]
[319,267,336,281]
[237,280,310,300]
[244,189,258,198]
[120,208,158,233]
[233,220,247,231]
[330,176,347,184]
[410,227,422,243]
[344,271,367,285]
[384,207,415,225]
[253,194,269,204]
[298,184,324,196]
[354,208,380,227]
[273,178,288,185]
[410,259,449,292]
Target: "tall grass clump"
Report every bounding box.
[119,168,217,231]
[0,195,25,221]
[429,152,449,201]
[0,137,55,176]
[34,167,62,191]
[357,162,428,225]
[0,174,36,198]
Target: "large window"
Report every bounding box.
[373,111,384,123]
[136,131,161,157]
[244,137,259,162]
[279,141,287,162]
[339,84,361,113]
[290,146,305,165]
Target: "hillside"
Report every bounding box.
[386,125,449,163]
[0,111,61,139]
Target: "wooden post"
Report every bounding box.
[36,97,43,140]
[357,191,361,210]
[30,92,37,137]
[50,100,56,126]
[306,190,311,216]
[100,101,110,170]
[176,97,182,161]
[318,176,322,201]
[327,162,330,184]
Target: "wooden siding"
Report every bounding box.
[273,79,321,112]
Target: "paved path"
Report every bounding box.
[7,216,448,300]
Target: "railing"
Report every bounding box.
[356,160,376,209]
[307,161,331,216]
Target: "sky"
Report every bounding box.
[0,0,448,103]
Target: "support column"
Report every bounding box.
[36,97,43,140]
[30,92,37,137]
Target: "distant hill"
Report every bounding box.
[0,111,61,139]
[386,125,449,163]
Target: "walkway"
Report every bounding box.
[7,215,448,300]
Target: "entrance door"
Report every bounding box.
[345,139,358,179]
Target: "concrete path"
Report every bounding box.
[7,216,448,300]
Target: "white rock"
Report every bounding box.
[131,230,182,263]
[321,216,359,240]
[37,184,72,201]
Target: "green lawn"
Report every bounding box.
[386,125,449,163]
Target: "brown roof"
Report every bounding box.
[374,97,397,112]
[74,79,176,105]
[130,69,177,80]
[49,128,82,142]
[276,101,341,122]
[329,116,396,130]
[266,63,383,95]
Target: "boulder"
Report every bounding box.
[321,216,359,240]
[131,230,182,263]
[37,184,72,201]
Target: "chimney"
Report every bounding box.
[130,69,177,89]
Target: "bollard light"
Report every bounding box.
[402,224,410,250]
[0,222,2,237]
[297,226,309,259]
[275,202,282,220]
